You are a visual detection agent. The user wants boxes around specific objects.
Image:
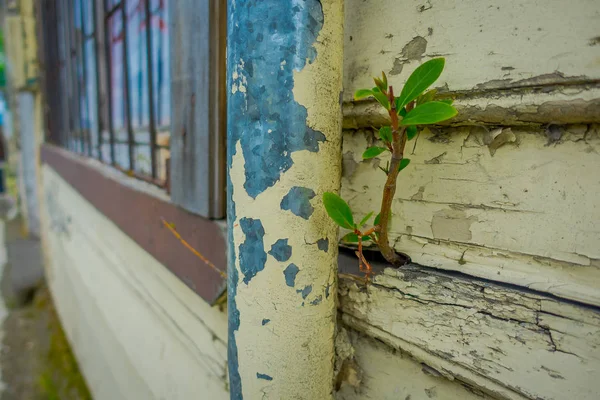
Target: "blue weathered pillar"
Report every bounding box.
[226,0,344,398]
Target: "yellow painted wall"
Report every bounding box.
[40,165,229,400]
[4,0,38,90]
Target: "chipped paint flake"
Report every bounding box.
[256,373,273,381]
[238,218,267,284]
[280,186,316,219]
[227,0,343,398]
[283,264,300,287]
[269,238,292,262]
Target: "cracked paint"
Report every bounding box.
[227,0,343,398]
[297,285,313,300]
[338,266,600,400]
[340,123,600,306]
[227,0,326,200]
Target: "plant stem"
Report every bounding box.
[376,87,409,266]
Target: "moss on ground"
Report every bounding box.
[34,287,92,400]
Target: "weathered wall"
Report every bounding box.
[337,0,600,399]
[341,124,600,305]
[39,165,229,400]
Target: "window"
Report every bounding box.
[104,0,170,182]
[41,0,226,219]
[51,0,170,185]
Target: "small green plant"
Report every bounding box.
[324,58,457,279]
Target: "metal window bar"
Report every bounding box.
[144,0,157,179]
[55,0,70,148]
[104,0,118,165]
[47,0,168,186]
[93,0,104,161]
[65,0,77,152]
[67,0,83,154]
[77,0,92,157]
[122,0,135,172]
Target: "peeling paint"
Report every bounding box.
[268,238,292,262]
[339,264,600,400]
[280,186,316,219]
[484,127,517,156]
[317,238,329,252]
[227,0,343,397]
[227,0,327,200]
[256,373,273,381]
[390,58,404,76]
[545,124,563,145]
[402,37,428,60]
[431,209,477,242]
[238,218,267,284]
[283,264,300,287]
[342,152,359,178]
[297,285,313,299]
[424,152,447,164]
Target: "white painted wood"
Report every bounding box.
[341,124,600,306]
[336,329,493,400]
[344,0,600,100]
[41,165,229,400]
[338,265,600,400]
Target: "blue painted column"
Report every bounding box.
[226,0,344,398]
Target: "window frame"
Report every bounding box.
[41,0,227,219]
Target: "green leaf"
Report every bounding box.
[401,102,457,126]
[417,89,437,105]
[323,192,354,230]
[362,146,387,159]
[373,77,386,92]
[359,211,374,227]
[440,98,454,105]
[396,102,407,117]
[406,125,418,140]
[354,89,374,100]
[396,58,445,110]
[342,233,373,243]
[398,158,411,172]
[381,71,388,89]
[378,126,392,143]
[372,87,390,110]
